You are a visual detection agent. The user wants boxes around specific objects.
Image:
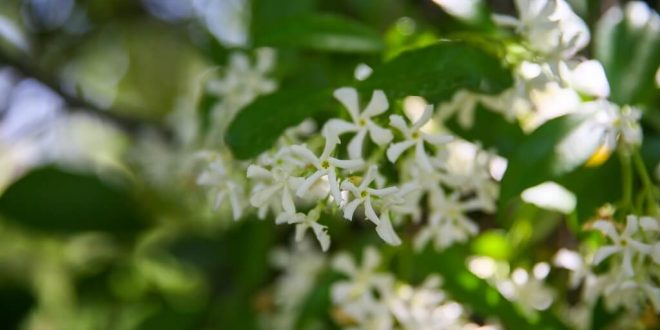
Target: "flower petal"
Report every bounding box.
[364,197,381,225]
[362,90,389,117]
[386,140,415,163]
[333,87,361,122]
[592,220,619,241]
[329,157,364,170]
[250,184,280,207]
[375,212,402,246]
[389,115,410,136]
[332,253,356,274]
[290,145,320,167]
[311,222,331,251]
[412,105,433,131]
[415,140,434,172]
[423,133,453,146]
[246,164,272,179]
[327,169,342,204]
[281,187,296,214]
[366,121,393,145]
[592,245,621,265]
[342,199,362,220]
[296,170,324,197]
[640,216,660,232]
[348,129,368,159]
[363,247,381,270]
[623,215,639,236]
[323,118,358,138]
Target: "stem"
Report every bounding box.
[632,150,658,215]
[619,150,634,214]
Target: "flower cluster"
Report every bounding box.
[330,247,498,330]
[437,0,643,151]
[242,85,502,252]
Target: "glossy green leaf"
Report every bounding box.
[0,167,148,234]
[225,88,333,159]
[361,41,512,101]
[254,14,384,53]
[595,3,660,105]
[226,41,513,159]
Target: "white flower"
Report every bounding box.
[325,87,393,159]
[559,59,610,98]
[436,90,481,129]
[331,247,394,322]
[387,106,453,171]
[498,266,555,315]
[592,216,652,276]
[290,134,363,204]
[414,190,480,251]
[208,49,277,107]
[268,239,326,328]
[340,165,399,225]
[275,208,330,252]
[247,160,304,215]
[441,141,500,212]
[495,0,590,58]
[196,155,245,220]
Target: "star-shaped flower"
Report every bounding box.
[291,134,363,204]
[340,165,399,226]
[592,215,652,276]
[387,106,453,171]
[276,208,330,251]
[324,87,393,159]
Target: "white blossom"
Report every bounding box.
[195,152,246,220]
[275,207,330,251]
[414,190,481,251]
[387,106,453,171]
[331,247,394,323]
[495,0,590,58]
[291,134,363,204]
[246,152,304,216]
[341,165,398,225]
[325,87,393,159]
[592,216,652,276]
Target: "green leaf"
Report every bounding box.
[361,41,512,101]
[595,3,660,105]
[0,284,35,329]
[254,14,384,53]
[557,155,622,223]
[499,113,602,208]
[225,88,333,159]
[225,41,513,159]
[0,167,148,234]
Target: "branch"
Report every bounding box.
[0,51,171,138]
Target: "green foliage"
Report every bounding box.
[595,5,660,106]
[226,41,513,159]
[254,14,385,53]
[360,41,512,100]
[225,88,333,159]
[0,167,148,234]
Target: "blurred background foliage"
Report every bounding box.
[0,0,658,329]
